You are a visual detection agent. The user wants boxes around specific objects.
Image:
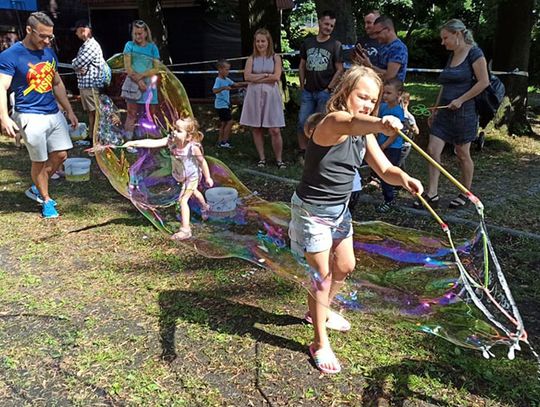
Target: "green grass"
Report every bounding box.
[1,87,540,405]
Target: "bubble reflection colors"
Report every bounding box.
[92,53,526,359]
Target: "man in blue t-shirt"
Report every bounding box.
[353,10,383,69]
[354,15,408,82]
[0,12,78,219]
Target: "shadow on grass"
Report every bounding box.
[363,346,540,406]
[363,359,453,406]
[158,289,305,362]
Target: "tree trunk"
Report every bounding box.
[135,0,172,64]
[238,0,281,56]
[314,0,356,45]
[492,0,534,135]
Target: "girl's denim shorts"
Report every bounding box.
[289,192,352,256]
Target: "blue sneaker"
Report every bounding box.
[25,185,57,206]
[42,200,59,219]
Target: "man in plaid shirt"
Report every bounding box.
[72,20,105,140]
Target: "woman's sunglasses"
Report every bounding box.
[133,20,147,28]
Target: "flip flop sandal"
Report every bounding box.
[449,193,470,209]
[304,311,351,332]
[413,193,439,209]
[171,228,192,240]
[309,344,341,374]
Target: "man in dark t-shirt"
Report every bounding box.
[297,10,343,161]
[0,12,78,219]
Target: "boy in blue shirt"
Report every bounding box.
[376,78,405,213]
[212,59,244,148]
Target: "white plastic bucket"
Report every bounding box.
[64,157,91,182]
[205,187,238,217]
[69,122,88,141]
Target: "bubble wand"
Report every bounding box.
[398,129,483,211]
[406,132,538,367]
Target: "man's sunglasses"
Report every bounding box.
[372,26,389,36]
[32,29,55,41]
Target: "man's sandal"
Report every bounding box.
[413,193,439,209]
[309,344,342,374]
[449,193,470,209]
[304,310,351,332]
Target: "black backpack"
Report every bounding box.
[467,50,505,128]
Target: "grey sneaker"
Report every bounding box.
[217,141,233,149]
[25,185,57,206]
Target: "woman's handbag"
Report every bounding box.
[467,51,505,127]
[121,76,141,100]
[475,73,505,128]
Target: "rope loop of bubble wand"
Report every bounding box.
[404,130,534,360]
[416,191,540,370]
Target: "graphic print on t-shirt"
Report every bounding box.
[306,48,331,72]
[23,60,56,96]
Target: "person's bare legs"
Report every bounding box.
[328,236,355,305]
[305,245,353,373]
[252,127,265,161]
[192,189,209,211]
[307,236,354,322]
[32,150,68,201]
[426,135,446,197]
[177,190,195,231]
[124,102,138,135]
[87,110,96,141]
[268,127,283,163]
[305,250,332,352]
[14,132,22,148]
[298,132,308,151]
[454,142,474,190]
[218,121,225,143]
[222,120,233,143]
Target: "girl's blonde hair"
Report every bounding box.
[175,117,204,143]
[131,20,154,43]
[327,65,382,116]
[252,28,274,58]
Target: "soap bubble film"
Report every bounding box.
[91,53,533,362]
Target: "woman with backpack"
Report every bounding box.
[414,19,489,209]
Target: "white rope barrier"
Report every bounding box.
[57,49,529,78]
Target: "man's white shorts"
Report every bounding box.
[13,111,73,162]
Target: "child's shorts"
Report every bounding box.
[216,108,232,122]
[289,192,352,256]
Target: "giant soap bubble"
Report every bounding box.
[91,53,536,364]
